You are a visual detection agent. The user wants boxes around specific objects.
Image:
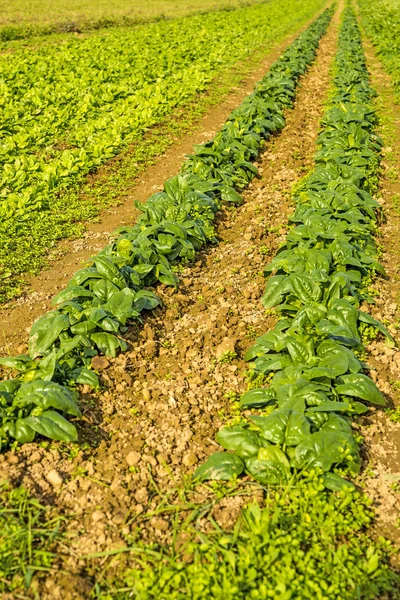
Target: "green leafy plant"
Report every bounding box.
[94,476,400,599]
[0,0,326,303]
[196,8,395,490]
[218,351,238,363]
[0,7,333,450]
[359,0,400,104]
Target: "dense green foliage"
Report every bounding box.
[0,0,325,302]
[358,0,400,100]
[0,0,264,39]
[0,481,60,594]
[196,9,392,491]
[0,9,332,449]
[96,477,400,599]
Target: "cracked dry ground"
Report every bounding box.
[0,15,345,599]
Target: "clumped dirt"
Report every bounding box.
[0,14,340,599]
[0,5,330,355]
[355,36,400,544]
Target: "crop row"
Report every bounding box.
[0,0,325,302]
[0,0,263,42]
[358,0,400,101]
[195,7,392,492]
[0,9,333,449]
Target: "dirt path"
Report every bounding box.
[354,33,400,546]
[0,3,330,355]
[0,11,341,598]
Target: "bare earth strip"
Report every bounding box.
[0,12,340,598]
[0,3,329,355]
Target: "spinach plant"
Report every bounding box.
[196,8,393,492]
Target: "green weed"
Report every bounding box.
[0,481,61,595]
[92,475,400,599]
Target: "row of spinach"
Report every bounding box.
[0,9,333,449]
[195,6,393,492]
[0,0,326,305]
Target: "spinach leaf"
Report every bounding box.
[21,411,78,442]
[245,446,290,484]
[28,312,70,358]
[335,373,386,406]
[216,426,266,458]
[194,452,245,481]
[250,409,310,446]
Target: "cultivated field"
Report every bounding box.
[0,0,267,35]
[0,0,323,303]
[1,0,400,598]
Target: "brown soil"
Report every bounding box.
[0,4,330,356]
[0,13,340,598]
[355,34,400,545]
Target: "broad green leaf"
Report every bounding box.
[33,351,57,381]
[133,290,161,311]
[319,413,353,434]
[0,379,21,398]
[319,352,349,377]
[305,251,331,273]
[322,472,355,492]
[253,354,292,373]
[153,233,177,255]
[317,339,362,374]
[69,267,103,287]
[14,420,36,443]
[22,410,78,442]
[94,256,126,289]
[28,311,70,358]
[308,401,351,413]
[155,263,178,286]
[53,286,94,305]
[90,332,122,357]
[292,430,360,474]
[277,396,306,412]
[194,452,244,481]
[300,366,337,381]
[286,335,314,365]
[70,319,98,335]
[98,316,120,333]
[56,335,90,359]
[245,445,290,484]
[245,329,287,360]
[216,426,265,458]
[289,274,322,303]
[220,185,243,205]
[0,355,34,371]
[239,388,276,408]
[14,380,81,416]
[164,174,189,202]
[350,401,370,415]
[133,263,155,278]
[335,374,386,406]
[262,275,291,309]
[250,409,310,446]
[69,367,100,388]
[92,279,120,302]
[290,304,327,329]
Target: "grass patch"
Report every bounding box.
[0,480,62,596]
